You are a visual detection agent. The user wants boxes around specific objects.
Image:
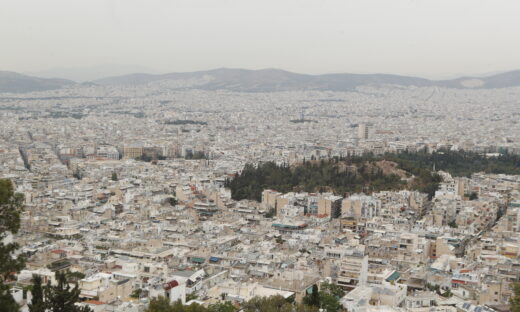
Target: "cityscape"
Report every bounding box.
[1,1,520,312]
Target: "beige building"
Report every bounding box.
[123,145,143,159]
[79,273,132,302]
[261,190,281,210]
[318,196,342,218]
[342,195,381,220]
[275,194,290,218]
[430,238,455,259]
[358,123,369,140]
[478,280,511,305]
[336,253,368,290]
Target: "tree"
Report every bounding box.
[264,208,276,218]
[241,295,294,312]
[207,301,236,312]
[319,282,345,300]
[185,302,210,312]
[44,272,92,312]
[65,271,86,283]
[511,283,520,312]
[111,172,118,181]
[303,284,319,307]
[469,192,478,200]
[440,288,453,298]
[0,285,19,312]
[29,275,45,312]
[168,197,178,206]
[146,296,173,312]
[318,282,345,312]
[448,220,458,228]
[0,179,25,312]
[145,297,210,312]
[242,295,317,312]
[130,288,142,299]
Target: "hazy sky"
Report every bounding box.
[1,0,520,78]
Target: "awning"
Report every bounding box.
[191,257,205,263]
[209,257,221,262]
[386,271,400,282]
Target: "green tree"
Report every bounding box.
[185,302,209,312]
[0,285,19,312]
[319,282,345,299]
[44,272,92,312]
[29,275,45,312]
[130,288,142,299]
[448,220,458,228]
[510,283,520,312]
[168,197,178,206]
[241,295,293,312]
[146,296,175,312]
[318,282,345,312]
[65,271,85,283]
[469,192,478,200]
[111,172,118,181]
[264,208,276,218]
[303,284,319,307]
[0,179,25,312]
[186,293,198,301]
[207,301,236,312]
[242,295,318,312]
[440,288,453,298]
[145,297,211,312]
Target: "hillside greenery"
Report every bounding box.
[0,179,25,312]
[382,149,520,177]
[145,288,346,312]
[225,149,520,202]
[225,160,408,201]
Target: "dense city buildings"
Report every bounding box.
[1,81,520,312]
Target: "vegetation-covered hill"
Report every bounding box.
[225,150,520,202]
[383,149,520,177]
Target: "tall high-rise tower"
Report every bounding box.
[357,123,369,140]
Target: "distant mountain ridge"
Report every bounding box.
[0,71,74,93]
[29,64,156,82]
[93,68,520,91]
[2,68,520,93]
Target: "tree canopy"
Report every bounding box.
[145,295,321,312]
[511,283,520,312]
[225,149,520,202]
[303,282,346,312]
[0,179,25,312]
[43,272,92,312]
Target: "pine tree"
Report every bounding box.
[29,274,45,312]
[303,284,319,307]
[146,296,173,312]
[44,272,92,312]
[0,179,25,312]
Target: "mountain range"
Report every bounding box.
[0,71,75,93]
[1,68,520,93]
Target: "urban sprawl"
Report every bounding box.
[1,82,520,312]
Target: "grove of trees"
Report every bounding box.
[225,149,520,202]
[145,283,346,312]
